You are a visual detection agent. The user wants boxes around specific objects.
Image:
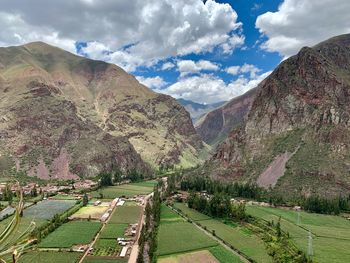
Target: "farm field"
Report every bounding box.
[18,251,82,263]
[246,205,350,263]
[157,221,217,256]
[160,204,184,224]
[23,199,76,220]
[99,223,128,239]
[109,204,142,224]
[84,256,128,263]
[173,203,272,263]
[208,246,243,263]
[158,250,219,263]
[91,181,155,199]
[39,221,101,248]
[71,205,109,220]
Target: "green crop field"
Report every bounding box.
[174,203,272,263]
[19,251,81,263]
[174,203,211,221]
[39,221,101,248]
[99,223,128,239]
[157,221,217,256]
[209,246,243,263]
[84,257,128,263]
[160,204,184,224]
[71,206,108,219]
[109,205,142,224]
[23,199,76,220]
[91,181,155,199]
[246,205,350,263]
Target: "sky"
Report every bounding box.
[0,0,350,104]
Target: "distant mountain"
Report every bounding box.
[0,42,204,179]
[177,98,226,123]
[195,88,257,146]
[206,34,350,198]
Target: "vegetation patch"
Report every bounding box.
[246,205,350,263]
[208,246,243,263]
[109,205,142,224]
[91,182,155,199]
[39,221,101,248]
[19,251,82,263]
[71,206,109,220]
[99,223,128,239]
[158,249,220,263]
[84,256,128,263]
[157,221,217,256]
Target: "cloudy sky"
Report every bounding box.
[1,0,350,104]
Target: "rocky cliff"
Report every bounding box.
[208,34,350,197]
[195,88,257,146]
[0,42,204,179]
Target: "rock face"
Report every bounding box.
[208,34,350,197]
[195,88,257,146]
[0,42,203,179]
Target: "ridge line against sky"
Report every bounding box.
[0,0,349,104]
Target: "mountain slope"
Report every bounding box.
[0,42,204,179]
[208,34,350,197]
[195,88,257,146]
[177,98,226,123]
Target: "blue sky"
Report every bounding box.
[0,0,349,104]
[132,0,283,89]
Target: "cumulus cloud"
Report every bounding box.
[136,76,168,89]
[225,63,261,78]
[177,59,220,76]
[159,71,271,104]
[256,0,350,57]
[0,0,244,72]
[161,62,175,71]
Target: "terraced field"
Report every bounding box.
[246,205,350,263]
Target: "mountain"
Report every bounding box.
[195,88,257,146]
[0,42,204,179]
[207,34,350,198]
[177,98,226,123]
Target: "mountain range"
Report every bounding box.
[0,42,204,179]
[204,34,350,197]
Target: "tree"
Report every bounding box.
[30,186,38,197]
[276,216,282,238]
[114,168,123,184]
[83,193,89,206]
[99,173,113,186]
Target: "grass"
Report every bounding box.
[23,199,76,220]
[91,181,155,199]
[19,251,82,263]
[109,205,141,224]
[174,203,272,263]
[246,205,350,263]
[157,221,217,256]
[208,246,244,263]
[39,221,101,248]
[160,204,184,224]
[99,223,128,239]
[84,257,127,263]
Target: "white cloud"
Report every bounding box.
[158,71,271,104]
[136,76,168,89]
[225,63,261,78]
[0,0,244,72]
[177,59,220,76]
[256,0,350,57]
[161,62,175,70]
